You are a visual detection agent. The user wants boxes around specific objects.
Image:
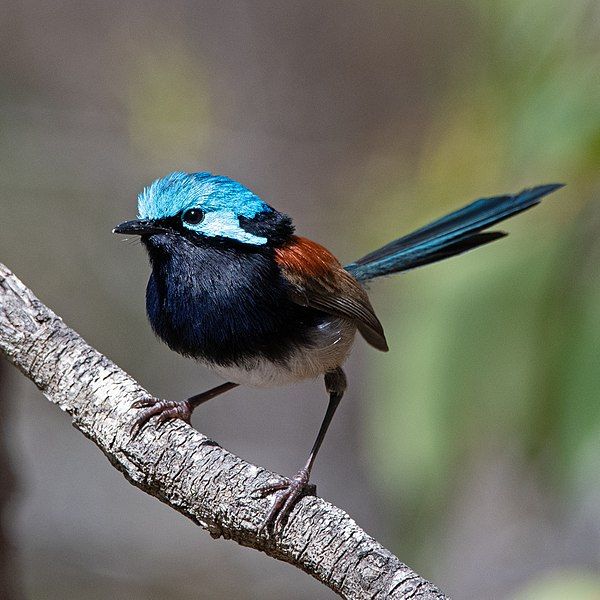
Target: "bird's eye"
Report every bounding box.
[182,208,205,225]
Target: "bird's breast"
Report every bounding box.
[144,239,353,377]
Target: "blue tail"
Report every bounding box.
[345,184,564,282]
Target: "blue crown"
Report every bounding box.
[138,171,272,221]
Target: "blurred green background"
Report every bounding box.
[1,1,599,599]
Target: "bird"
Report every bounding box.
[113,172,562,529]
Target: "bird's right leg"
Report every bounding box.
[130,382,238,436]
[258,367,347,531]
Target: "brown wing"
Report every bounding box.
[275,236,389,352]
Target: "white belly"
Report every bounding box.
[202,317,357,388]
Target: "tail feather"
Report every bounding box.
[346,184,564,281]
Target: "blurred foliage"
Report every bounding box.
[126,41,212,170]
[512,569,600,600]
[362,0,600,578]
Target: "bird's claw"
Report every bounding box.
[130,398,192,437]
[257,469,316,533]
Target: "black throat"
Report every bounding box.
[142,232,319,367]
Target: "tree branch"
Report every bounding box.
[0,262,449,599]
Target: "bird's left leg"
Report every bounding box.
[258,367,347,531]
[130,382,238,437]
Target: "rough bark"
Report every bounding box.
[0,262,449,599]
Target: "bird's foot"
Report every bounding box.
[130,398,193,437]
[257,468,316,532]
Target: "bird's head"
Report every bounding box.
[113,171,294,250]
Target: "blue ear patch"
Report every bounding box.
[185,210,268,244]
[137,171,272,245]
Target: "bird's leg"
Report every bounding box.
[258,367,347,531]
[130,382,239,437]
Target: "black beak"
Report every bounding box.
[113,219,167,235]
